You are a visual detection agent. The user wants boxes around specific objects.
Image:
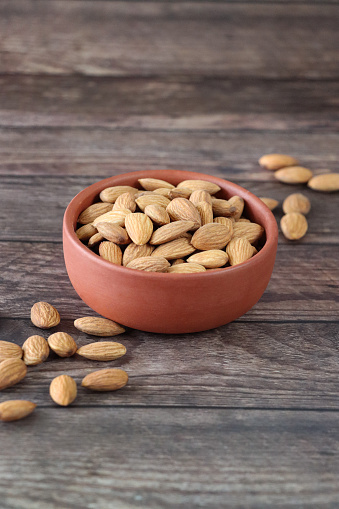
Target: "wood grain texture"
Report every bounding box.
[0,408,338,509]
[1,1,339,78]
[1,76,339,129]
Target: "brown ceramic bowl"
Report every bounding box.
[63,170,278,334]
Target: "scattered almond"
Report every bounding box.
[226,237,254,266]
[50,375,77,406]
[0,400,36,422]
[22,335,50,366]
[259,153,298,170]
[76,342,126,361]
[74,317,125,337]
[99,241,123,265]
[187,250,228,269]
[81,368,128,392]
[31,302,60,329]
[274,166,313,184]
[280,213,308,240]
[0,358,27,390]
[127,256,170,272]
[282,193,311,215]
[191,223,233,250]
[308,173,339,192]
[125,213,153,245]
[0,341,22,362]
[47,332,77,358]
[259,197,279,211]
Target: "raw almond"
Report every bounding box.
[81,368,128,392]
[125,213,153,245]
[96,223,130,244]
[99,186,138,203]
[168,188,192,200]
[99,241,123,265]
[0,400,36,422]
[22,335,50,366]
[228,196,244,221]
[135,194,171,212]
[92,209,132,228]
[280,213,308,240]
[0,358,27,390]
[232,222,264,244]
[226,237,253,266]
[150,220,195,245]
[0,341,22,362]
[50,375,77,406]
[171,258,185,265]
[47,332,77,358]
[76,223,97,242]
[123,242,154,266]
[138,178,174,191]
[88,232,105,247]
[127,256,170,272]
[152,187,172,198]
[191,223,233,250]
[211,198,237,217]
[187,250,228,269]
[151,237,195,260]
[144,204,171,226]
[76,342,126,361]
[78,203,113,224]
[177,179,221,195]
[259,153,298,170]
[189,190,212,206]
[259,197,279,211]
[167,263,206,273]
[113,192,136,212]
[275,166,313,184]
[74,317,125,337]
[214,217,234,230]
[282,193,311,215]
[31,302,60,329]
[166,198,201,229]
[237,218,251,223]
[196,202,214,225]
[308,173,339,192]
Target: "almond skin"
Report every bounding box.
[211,198,237,217]
[113,192,136,212]
[126,256,170,272]
[171,258,185,265]
[228,196,244,221]
[259,153,298,170]
[96,223,130,244]
[259,197,279,211]
[76,342,126,361]
[308,173,339,192]
[196,201,214,225]
[99,241,123,265]
[280,213,308,240]
[31,302,60,329]
[275,166,313,184]
[282,193,311,215]
[0,400,36,422]
[92,209,132,228]
[150,220,195,245]
[135,194,171,212]
[151,237,195,260]
[226,237,254,266]
[168,188,192,200]
[81,368,128,392]
[214,217,234,229]
[167,263,206,273]
[187,250,228,269]
[22,335,50,366]
[0,358,27,390]
[0,341,23,362]
[166,198,201,229]
[138,178,174,191]
[189,190,212,206]
[50,375,77,407]
[232,222,264,244]
[47,332,78,358]
[144,204,171,226]
[88,232,104,247]
[123,242,154,266]
[125,213,153,245]
[78,203,113,224]
[177,179,221,195]
[76,223,97,242]
[74,317,125,337]
[191,223,233,250]
[99,186,138,203]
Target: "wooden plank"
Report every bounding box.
[0,2,339,78]
[0,408,338,508]
[0,242,338,322]
[1,75,339,130]
[1,319,339,409]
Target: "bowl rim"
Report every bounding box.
[63,169,279,279]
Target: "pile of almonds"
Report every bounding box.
[76,178,265,272]
[0,302,127,422]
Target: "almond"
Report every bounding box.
[151,237,195,260]
[187,250,228,269]
[0,400,36,422]
[226,237,254,266]
[113,192,136,212]
[166,198,201,229]
[150,220,195,245]
[134,190,156,199]
[177,179,221,195]
[308,173,339,192]
[167,263,206,273]
[88,232,105,247]
[126,256,170,272]
[81,368,128,392]
[275,166,313,184]
[22,335,50,366]
[50,375,77,406]
[259,197,279,211]
[189,190,212,206]
[259,153,298,170]
[196,201,214,226]
[125,213,153,245]
[280,213,308,240]
[138,178,174,191]
[144,204,171,226]
[237,218,251,223]
[191,223,233,250]
[152,187,172,198]
[211,198,237,217]
[78,203,113,224]
[135,194,171,212]
[228,196,244,221]
[171,258,185,265]
[92,209,132,227]
[0,358,27,390]
[123,242,154,266]
[0,341,22,362]
[99,241,123,265]
[168,188,192,200]
[31,301,60,329]
[47,332,77,358]
[232,222,264,244]
[76,342,126,361]
[76,223,97,242]
[96,223,130,244]
[99,186,138,203]
[74,317,125,337]
[214,217,234,230]
[282,193,311,215]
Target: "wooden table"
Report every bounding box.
[1,1,339,507]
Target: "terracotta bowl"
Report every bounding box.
[63,170,278,334]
